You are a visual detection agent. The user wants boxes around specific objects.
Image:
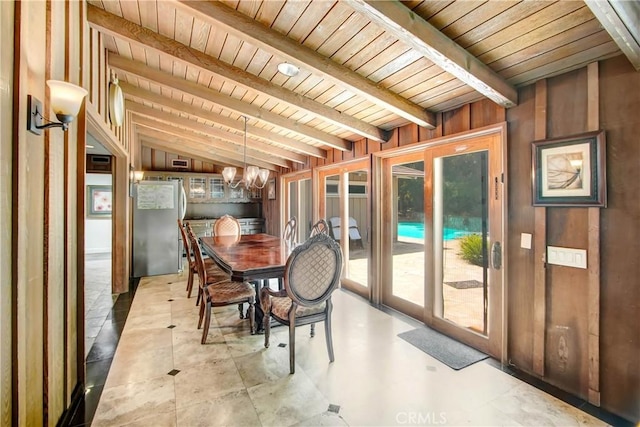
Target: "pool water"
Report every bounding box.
[398,222,470,240]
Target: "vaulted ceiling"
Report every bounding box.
[86,0,640,172]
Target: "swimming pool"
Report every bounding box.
[398,222,470,240]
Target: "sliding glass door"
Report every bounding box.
[375,126,506,357]
[315,159,369,297]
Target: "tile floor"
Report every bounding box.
[85,253,116,356]
[90,272,613,427]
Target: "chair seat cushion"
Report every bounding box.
[270,296,325,319]
[205,280,255,303]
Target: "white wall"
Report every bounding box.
[85,173,112,254]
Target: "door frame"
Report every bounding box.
[314,157,371,299]
[372,123,508,362]
[281,169,311,243]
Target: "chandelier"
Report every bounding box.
[222,116,270,189]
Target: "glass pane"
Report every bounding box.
[392,161,425,306]
[435,151,488,334]
[189,177,206,199]
[299,179,312,240]
[287,181,299,243]
[347,170,368,287]
[325,174,340,241]
[209,177,225,198]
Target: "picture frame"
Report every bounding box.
[87,185,113,218]
[532,130,606,207]
[267,178,276,200]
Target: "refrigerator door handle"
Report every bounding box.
[180,184,187,221]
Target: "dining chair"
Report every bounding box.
[184,223,231,305]
[309,218,329,237]
[213,214,242,237]
[189,228,256,344]
[260,232,343,374]
[282,216,297,246]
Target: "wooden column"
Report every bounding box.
[586,62,601,406]
[532,80,547,376]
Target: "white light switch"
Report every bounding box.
[547,246,587,269]
[520,233,532,249]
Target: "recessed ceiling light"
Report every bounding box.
[277,62,299,77]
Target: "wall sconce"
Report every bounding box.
[27,80,88,135]
[130,170,144,184]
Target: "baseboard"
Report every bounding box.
[56,381,84,427]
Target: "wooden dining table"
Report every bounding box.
[200,233,292,331]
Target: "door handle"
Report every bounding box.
[491,241,502,270]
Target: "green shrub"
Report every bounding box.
[459,234,485,266]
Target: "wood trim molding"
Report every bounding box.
[586,61,601,406]
[532,79,547,377]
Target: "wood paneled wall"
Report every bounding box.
[140,145,219,173]
[10,1,86,424]
[0,2,13,425]
[507,56,639,422]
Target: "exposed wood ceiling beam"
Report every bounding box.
[584,0,640,71]
[109,53,350,151]
[177,0,436,129]
[132,114,284,170]
[120,82,325,159]
[126,100,304,166]
[347,0,518,108]
[88,4,386,143]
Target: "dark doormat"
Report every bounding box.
[445,279,484,289]
[398,327,488,370]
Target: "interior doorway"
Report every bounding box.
[84,134,115,356]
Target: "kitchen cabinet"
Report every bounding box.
[137,171,263,203]
[186,218,264,238]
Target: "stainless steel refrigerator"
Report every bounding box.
[132,180,186,277]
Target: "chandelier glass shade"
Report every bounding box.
[222,116,270,190]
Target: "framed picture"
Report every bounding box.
[87,185,112,218]
[267,178,276,200]
[532,130,606,207]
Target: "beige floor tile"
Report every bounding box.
[174,358,246,409]
[175,389,261,427]
[292,410,349,426]
[117,327,173,353]
[92,375,175,427]
[106,345,174,388]
[234,344,292,388]
[172,329,231,368]
[119,411,177,427]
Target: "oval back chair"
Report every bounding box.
[214,214,241,237]
[260,232,343,373]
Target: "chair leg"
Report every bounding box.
[247,298,255,335]
[289,310,296,374]
[325,300,335,363]
[197,295,205,329]
[201,299,212,344]
[324,317,335,363]
[263,309,271,348]
[196,286,202,306]
[310,323,315,337]
[186,268,194,298]
[237,303,244,319]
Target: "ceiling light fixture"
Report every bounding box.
[222,116,270,190]
[27,80,88,135]
[277,62,299,77]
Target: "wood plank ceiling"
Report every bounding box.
[86,0,637,172]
